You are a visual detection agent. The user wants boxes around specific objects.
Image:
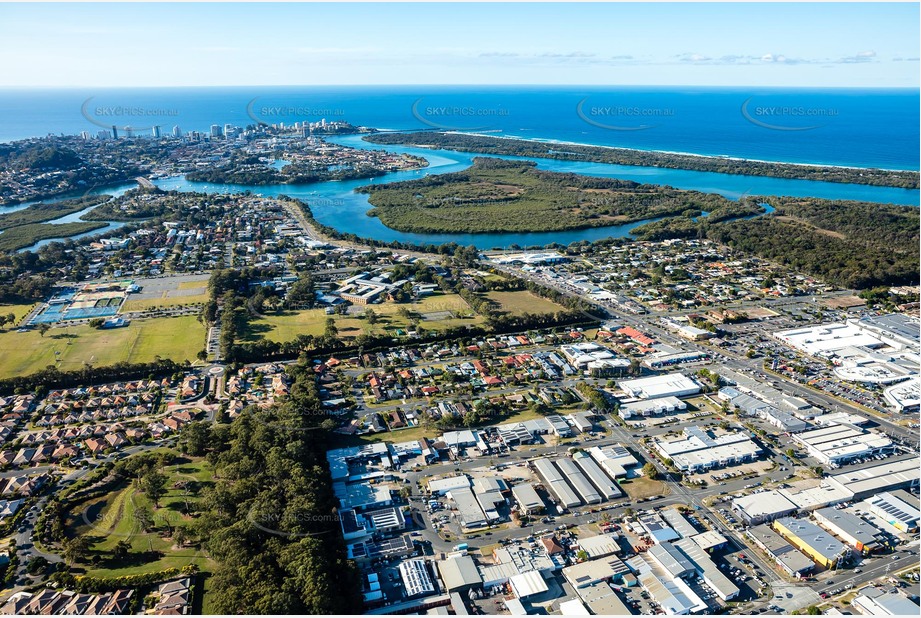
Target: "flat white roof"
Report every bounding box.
[618,372,700,400]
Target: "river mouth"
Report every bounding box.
[5,134,918,252]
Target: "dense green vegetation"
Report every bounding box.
[0,195,111,230]
[360,157,762,233]
[0,144,84,171]
[364,131,920,189]
[632,197,920,288]
[0,221,108,252]
[193,365,364,614]
[184,153,423,185]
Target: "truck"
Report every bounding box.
[453,543,468,552]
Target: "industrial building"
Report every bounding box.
[747,525,814,577]
[673,538,739,601]
[647,542,695,579]
[618,396,687,419]
[572,452,622,501]
[654,426,762,473]
[428,475,471,496]
[618,372,701,400]
[573,581,633,616]
[660,509,698,539]
[533,458,581,508]
[851,586,921,616]
[555,457,602,505]
[437,555,483,593]
[773,517,850,569]
[588,444,639,479]
[399,559,437,598]
[511,484,544,515]
[638,571,705,615]
[472,477,507,522]
[812,507,885,553]
[823,456,920,500]
[562,556,631,589]
[447,487,488,530]
[575,534,622,560]
[791,422,893,467]
[865,491,920,533]
[509,571,549,599]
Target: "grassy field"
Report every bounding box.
[68,455,215,578]
[122,292,210,312]
[0,315,204,379]
[486,290,567,316]
[245,292,484,343]
[620,475,669,500]
[0,302,37,324]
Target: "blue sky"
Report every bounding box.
[0,3,917,87]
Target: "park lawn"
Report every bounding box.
[247,292,484,343]
[486,291,566,316]
[0,302,37,323]
[70,456,216,578]
[177,279,210,290]
[121,292,210,312]
[0,315,204,379]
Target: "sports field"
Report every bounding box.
[121,292,210,312]
[246,293,484,343]
[0,315,204,379]
[486,290,567,315]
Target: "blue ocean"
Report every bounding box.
[0,86,918,170]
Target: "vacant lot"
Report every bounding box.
[246,293,483,343]
[620,475,669,500]
[486,290,567,316]
[0,315,204,379]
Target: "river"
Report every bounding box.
[7,134,919,252]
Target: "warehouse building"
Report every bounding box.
[773,517,850,569]
[865,491,920,533]
[472,477,507,522]
[618,372,700,400]
[732,490,799,525]
[511,484,544,515]
[562,556,631,589]
[824,456,920,500]
[575,581,632,615]
[851,586,921,616]
[555,457,602,505]
[654,426,762,473]
[576,534,622,560]
[438,555,483,594]
[661,509,698,539]
[638,571,705,615]
[572,452,622,500]
[673,538,739,601]
[588,444,639,479]
[533,458,581,508]
[619,396,687,419]
[399,559,437,598]
[428,475,471,496]
[509,571,548,599]
[746,525,815,577]
[791,423,893,467]
[647,542,695,579]
[813,507,885,553]
[447,487,488,530]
